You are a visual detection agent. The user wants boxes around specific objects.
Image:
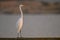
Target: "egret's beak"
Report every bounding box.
[19,4,24,7]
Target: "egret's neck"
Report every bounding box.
[20,7,23,18]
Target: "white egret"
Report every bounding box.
[17,4,24,38]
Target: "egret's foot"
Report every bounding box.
[16,37,20,40]
[20,36,24,39]
[17,37,19,38]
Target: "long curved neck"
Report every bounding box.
[20,6,23,18]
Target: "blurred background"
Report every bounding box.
[0,0,60,38]
[0,0,60,14]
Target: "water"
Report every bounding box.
[0,14,60,38]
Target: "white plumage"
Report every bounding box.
[17,18,23,33]
[16,4,24,38]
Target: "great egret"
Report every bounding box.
[17,4,24,38]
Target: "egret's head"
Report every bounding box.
[19,4,24,7]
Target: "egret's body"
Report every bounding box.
[17,5,24,38]
[17,18,23,33]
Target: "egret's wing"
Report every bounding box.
[16,18,20,28]
[16,18,21,33]
[16,18,23,33]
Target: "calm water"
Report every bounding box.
[0,14,60,38]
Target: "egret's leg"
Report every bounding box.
[17,32,19,38]
[16,33,19,40]
[20,30,22,38]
